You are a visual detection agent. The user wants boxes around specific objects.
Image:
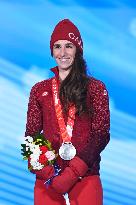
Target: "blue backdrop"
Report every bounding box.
[0,1,136,205]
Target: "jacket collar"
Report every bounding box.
[50,66,59,79]
[50,66,61,85]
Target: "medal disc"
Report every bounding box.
[59,142,76,160]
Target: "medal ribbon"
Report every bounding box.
[52,77,76,143]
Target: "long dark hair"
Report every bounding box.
[59,49,93,116]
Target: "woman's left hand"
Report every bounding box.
[51,156,88,194]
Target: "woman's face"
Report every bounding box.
[53,40,76,70]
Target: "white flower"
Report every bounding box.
[25,136,33,143]
[30,153,44,170]
[30,153,40,161]
[32,145,42,156]
[45,151,55,161]
[29,144,42,169]
[29,144,37,152]
[30,160,44,170]
[24,141,30,146]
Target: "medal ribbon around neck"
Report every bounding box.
[52,77,76,143]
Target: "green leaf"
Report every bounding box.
[21,144,26,148]
[23,156,28,160]
[28,165,33,171]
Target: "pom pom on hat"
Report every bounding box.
[50,19,83,56]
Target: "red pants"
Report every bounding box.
[34,175,103,205]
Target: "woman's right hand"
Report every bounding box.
[28,158,55,180]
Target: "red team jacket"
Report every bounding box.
[25,66,110,177]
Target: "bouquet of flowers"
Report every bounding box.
[21,133,58,171]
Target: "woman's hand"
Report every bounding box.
[51,156,88,194]
[28,158,55,181]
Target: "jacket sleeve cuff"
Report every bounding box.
[69,156,88,177]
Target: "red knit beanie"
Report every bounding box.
[50,19,83,56]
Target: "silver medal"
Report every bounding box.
[59,142,76,160]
